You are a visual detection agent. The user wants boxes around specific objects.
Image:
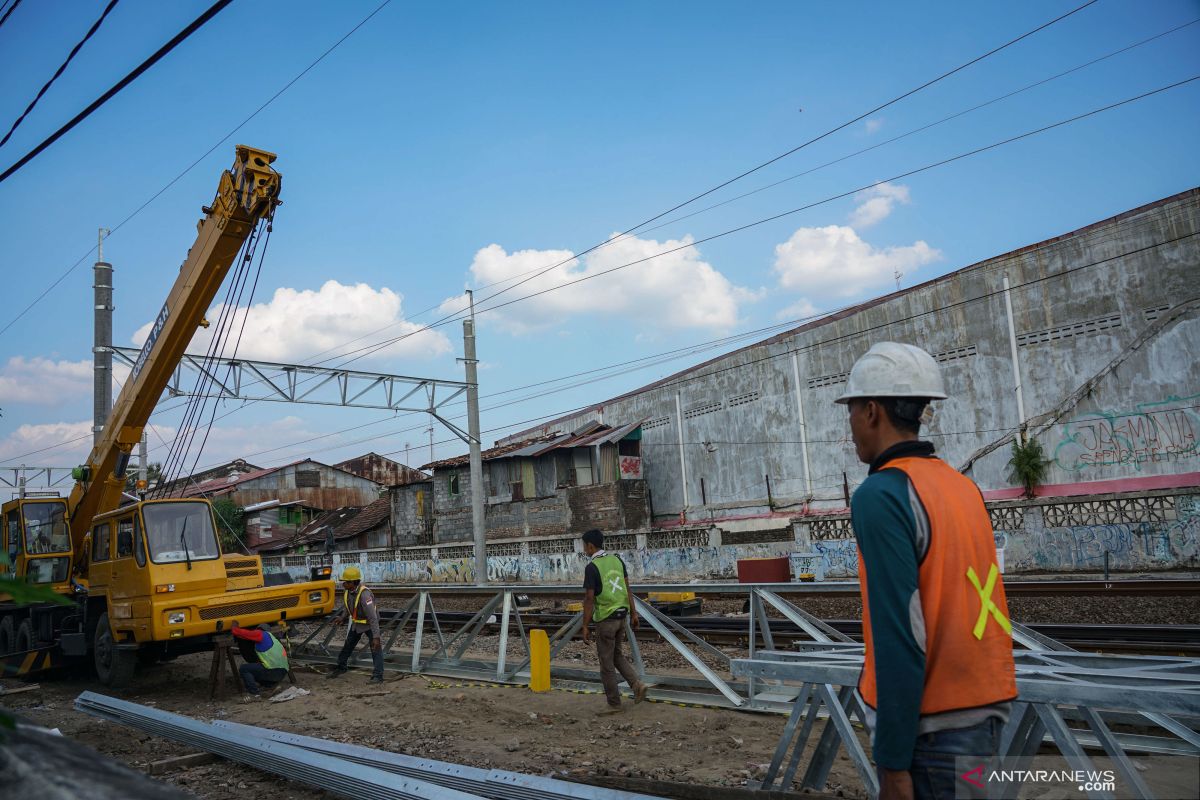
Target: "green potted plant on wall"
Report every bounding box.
[1007,434,1051,499]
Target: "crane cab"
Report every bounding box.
[1,497,72,593]
[1,497,76,656]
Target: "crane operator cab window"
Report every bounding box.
[16,501,71,584]
[144,502,220,565]
[116,516,147,568]
[24,502,70,555]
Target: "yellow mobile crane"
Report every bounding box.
[0,146,334,685]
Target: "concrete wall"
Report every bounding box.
[390,482,432,546]
[262,488,1200,584]
[427,468,650,543]
[497,190,1200,521]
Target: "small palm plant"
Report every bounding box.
[1007,435,1051,498]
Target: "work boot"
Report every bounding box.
[326,667,347,679]
[595,705,623,717]
[369,674,385,684]
[634,683,648,704]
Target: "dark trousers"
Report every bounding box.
[337,627,384,679]
[595,616,641,706]
[878,717,1002,800]
[239,662,287,695]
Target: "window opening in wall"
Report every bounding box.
[934,345,977,364]
[642,416,671,431]
[807,371,849,389]
[684,401,723,419]
[727,390,760,408]
[448,471,460,496]
[295,469,320,488]
[1143,304,1171,322]
[1017,314,1122,347]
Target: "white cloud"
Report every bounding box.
[0,356,130,405]
[776,299,821,321]
[849,182,910,228]
[0,420,94,464]
[772,225,940,299]
[0,357,90,404]
[133,280,452,364]
[864,118,883,134]
[440,234,759,334]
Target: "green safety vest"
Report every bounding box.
[258,633,289,671]
[592,553,630,622]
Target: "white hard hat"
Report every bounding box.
[835,342,947,404]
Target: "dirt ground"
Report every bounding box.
[2,650,868,800]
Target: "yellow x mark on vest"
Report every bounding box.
[966,563,1012,640]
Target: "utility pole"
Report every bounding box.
[93,227,113,445]
[1002,275,1027,440]
[462,290,487,584]
[138,433,148,495]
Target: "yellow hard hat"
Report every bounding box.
[340,565,362,581]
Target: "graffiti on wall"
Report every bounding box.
[1004,515,1200,572]
[788,539,859,580]
[1053,394,1200,472]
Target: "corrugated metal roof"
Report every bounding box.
[422,421,642,470]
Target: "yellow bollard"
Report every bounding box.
[529,629,551,692]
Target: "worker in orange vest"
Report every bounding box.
[836,342,1016,800]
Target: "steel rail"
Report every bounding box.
[364,578,1200,597]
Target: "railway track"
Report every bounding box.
[365,608,1200,656]
[369,577,1200,599]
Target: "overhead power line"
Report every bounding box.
[0,0,121,150]
[0,0,232,185]
[0,0,22,32]
[387,0,1103,346]
[326,75,1200,369]
[81,76,1200,471]
[0,0,394,340]
[212,15,1200,373]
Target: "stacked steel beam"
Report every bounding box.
[74,692,660,800]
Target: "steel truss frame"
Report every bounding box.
[108,346,477,443]
[293,585,1200,800]
[293,586,853,712]
[731,628,1200,800]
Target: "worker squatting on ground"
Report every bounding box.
[580,528,648,714]
[326,565,385,683]
[837,342,1017,800]
[232,623,289,701]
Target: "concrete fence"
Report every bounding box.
[260,487,1200,585]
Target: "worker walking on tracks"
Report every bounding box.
[232,622,289,701]
[326,565,385,684]
[580,528,648,714]
[837,342,1016,800]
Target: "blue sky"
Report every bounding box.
[1,0,1198,486]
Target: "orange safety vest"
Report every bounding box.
[858,456,1017,715]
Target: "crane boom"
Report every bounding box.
[66,145,281,553]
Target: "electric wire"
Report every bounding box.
[0,0,22,31]
[325,75,1200,370]
[0,0,233,185]
[123,15,1200,390]
[5,67,1194,473]
[0,0,394,339]
[0,0,121,149]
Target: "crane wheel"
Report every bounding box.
[93,611,137,687]
[0,617,13,655]
[15,619,34,653]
